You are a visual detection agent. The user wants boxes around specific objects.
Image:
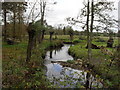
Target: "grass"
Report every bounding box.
[69,43,111,67]
[44,35,84,41]
[67,60,75,64]
[68,37,120,88]
[2,40,63,88]
[2,35,119,88]
[3,42,27,88]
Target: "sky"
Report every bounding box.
[47,0,118,27]
[26,0,84,27]
[46,0,84,27]
[1,0,120,31]
[25,0,119,31]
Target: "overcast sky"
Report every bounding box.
[46,0,84,27]
[46,0,118,28]
[1,0,119,31]
[26,0,119,31]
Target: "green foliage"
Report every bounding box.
[105,80,113,87]
[68,39,120,88]
[95,38,106,42]
[3,40,63,88]
[79,36,86,40]
[33,20,46,31]
[67,60,75,64]
[73,39,82,44]
[3,34,119,88]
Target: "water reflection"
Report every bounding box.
[50,51,53,58]
[44,44,103,88]
[45,44,73,61]
[45,62,86,88]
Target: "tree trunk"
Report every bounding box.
[38,32,42,43]
[13,10,16,40]
[85,72,90,89]
[50,51,52,58]
[41,30,45,41]
[18,4,22,41]
[33,35,37,48]
[89,0,94,62]
[49,32,54,42]
[39,1,46,42]
[3,9,7,41]
[70,35,73,41]
[26,29,36,62]
[26,23,36,63]
[86,0,90,61]
[63,27,66,35]
[26,35,33,62]
[50,34,52,42]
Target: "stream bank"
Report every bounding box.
[68,43,120,88]
[3,40,64,88]
[44,44,103,88]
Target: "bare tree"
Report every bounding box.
[2,2,8,41]
[86,0,90,61]
[67,0,117,62]
[26,1,40,62]
[25,0,56,62]
[40,0,46,41]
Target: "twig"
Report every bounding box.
[26,1,37,24]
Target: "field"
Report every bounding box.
[2,35,120,88]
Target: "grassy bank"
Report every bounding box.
[68,38,120,88]
[2,40,63,88]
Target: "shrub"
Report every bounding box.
[67,60,75,64]
[95,38,106,42]
[73,39,81,44]
[79,37,85,40]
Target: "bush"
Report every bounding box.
[67,60,75,64]
[95,38,106,42]
[79,37,85,40]
[73,39,81,44]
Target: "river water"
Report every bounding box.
[44,44,103,88]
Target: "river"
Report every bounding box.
[44,44,103,88]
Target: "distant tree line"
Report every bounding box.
[2,1,27,41]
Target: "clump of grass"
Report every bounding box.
[73,39,81,44]
[95,38,106,42]
[67,60,75,64]
[79,36,86,40]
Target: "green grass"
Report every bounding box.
[44,35,85,41]
[2,35,119,88]
[67,60,75,64]
[3,42,28,88]
[69,43,110,63]
[2,40,63,88]
[68,38,120,88]
[2,40,28,48]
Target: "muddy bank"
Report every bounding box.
[51,61,82,70]
[63,41,73,44]
[51,59,94,72]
